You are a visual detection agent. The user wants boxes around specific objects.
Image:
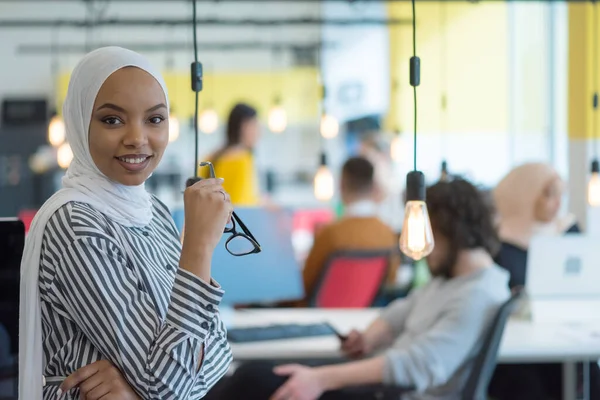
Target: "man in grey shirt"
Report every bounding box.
[270,178,510,400]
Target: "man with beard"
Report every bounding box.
[209,178,510,400]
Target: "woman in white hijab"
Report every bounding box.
[19,47,232,399]
[489,162,586,400]
[492,162,578,289]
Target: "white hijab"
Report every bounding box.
[493,162,576,249]
[19,46,169,399]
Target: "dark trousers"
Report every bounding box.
[488,362,600,400]
[205,361,390,400]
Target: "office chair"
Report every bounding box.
[0,219,24,400]
[341,290,521,400]
[309,249,393,308]
[461,289,521,400]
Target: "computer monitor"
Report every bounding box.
[527,235,600,299]
[210,207,304,305]
[0,218,24,399]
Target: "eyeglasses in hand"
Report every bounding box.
[186,161,262,257]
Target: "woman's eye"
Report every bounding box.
[102,117,122,126]
[149,116,165,124]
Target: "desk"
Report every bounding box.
[230,309,600,400]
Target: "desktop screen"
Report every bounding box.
[210,207,304,305]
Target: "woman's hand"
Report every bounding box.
[270,364,326,400]
[180,178,233,281]
[59,359,141,400]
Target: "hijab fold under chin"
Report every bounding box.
[19,46,169,400]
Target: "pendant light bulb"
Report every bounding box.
[314,153,334,201]
[168,113,180,142]
[399,171,434,260]
[320,113,339,139]
[48,114,66,147]
[391,129,403,162]
[198,108,219,134]
[588,160,600,207]
[268,103,287,133]
[57,142,73,169]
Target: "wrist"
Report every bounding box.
[315,365,346,392]
[179,245,212,279]
[363,333,378,354]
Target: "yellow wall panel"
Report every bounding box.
[386,2,509,134]
[56,67,320,123]
[568,2,594,140]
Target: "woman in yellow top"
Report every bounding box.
[201,103,261,205]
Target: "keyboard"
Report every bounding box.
[228,322,340,343]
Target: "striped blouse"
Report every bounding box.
[38,197,232,399]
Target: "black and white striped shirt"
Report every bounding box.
[38,197,232,399]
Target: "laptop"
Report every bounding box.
[0,218,25,399]
[527,235,600,321]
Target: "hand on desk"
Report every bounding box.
[58,359,141,400]
[270,364,325,400]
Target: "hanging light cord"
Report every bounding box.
[440,2,447,159]
[192,0,200,177]
[411,0,418,172]
[594,0,599,160]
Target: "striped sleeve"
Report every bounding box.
[50,235,231,399]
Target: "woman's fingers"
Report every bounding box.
[59,360,104,395]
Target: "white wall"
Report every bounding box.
[320,1,390,122]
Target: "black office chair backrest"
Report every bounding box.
[461,289,521,400]
[0,218,25,400]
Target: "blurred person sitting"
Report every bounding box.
[208,178,509,400]
[300,156,398,306]
[489,163,598,400]
[493,162,579,290]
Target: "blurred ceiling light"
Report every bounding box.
[268,103,287,133]
[48,114,66,147]
[390,129,404,162]
[314,153,334,201]
[198,108,219,134]
[29,146,56,174]
[320,113,339,139]
[168,113,180,142]
[57,142,73,169]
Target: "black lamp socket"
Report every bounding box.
[191,61,203,93]
[320,153,328,166]
[406,170,426,202]
[410,56,421,87]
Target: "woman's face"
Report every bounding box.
[240,116,260,148]
[89,67,168,186]
[534,177,562,223]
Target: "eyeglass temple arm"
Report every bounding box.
[199,161,216,179]
[232,211,261,247]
